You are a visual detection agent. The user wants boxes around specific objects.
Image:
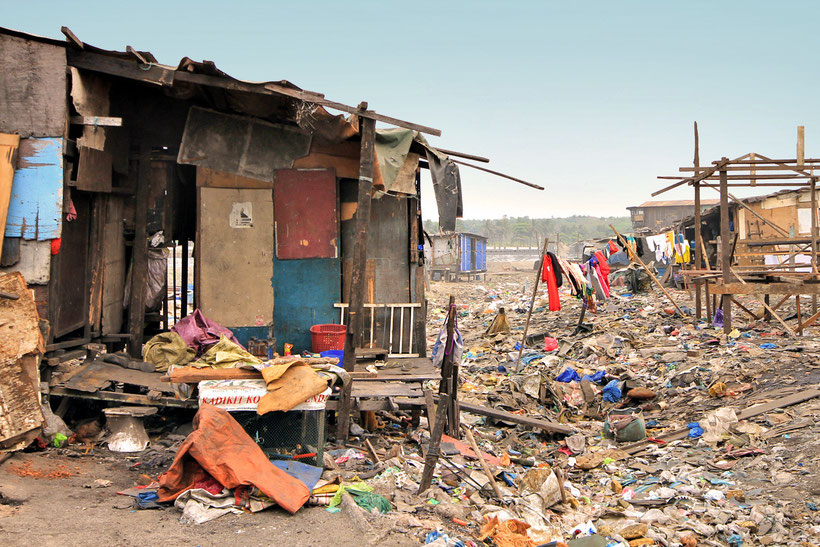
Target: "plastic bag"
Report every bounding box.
[431,318,464,369]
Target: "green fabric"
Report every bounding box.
[142,332,195,373]
[329,482,392,514]
[191,334,262,368]
[375,128,416,192]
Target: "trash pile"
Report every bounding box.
[5,265,820,546]
[385,266,820,546]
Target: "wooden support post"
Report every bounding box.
[811,178,818,277]
[127,146,150,357]
[610,225,684,315]
[705,281,712,320]
[418,379,453,495]
[693,122,703,320]
[694,181,703,319]
[764,294,772,321]
[798,126,805,168]
[336,112,376,443]
[719,162,732,334]
[797,295,803,336]
[515,238,549,373]
[438,296,459,438]
[181,238,189,317]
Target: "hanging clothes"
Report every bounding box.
[541,254,561,311]
[593,251,611,293]
[586,263,607,301]
[608,240,619,255]
[547,252,562,287]
[557,257,583,296]
[645,234,670,262]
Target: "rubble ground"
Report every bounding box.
[4,257,820,546]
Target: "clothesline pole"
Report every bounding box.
[610,225,685,316]
[515,237,550,373]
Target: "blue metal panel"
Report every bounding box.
[460,234,472,272]
[5,138,63,240]
[477,239,486,271]
[273,256,340,354]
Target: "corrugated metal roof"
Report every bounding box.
[628,199,720,208]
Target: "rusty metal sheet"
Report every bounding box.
[274,169,338,259]
[63,361,175,394]
[178,107,311,182]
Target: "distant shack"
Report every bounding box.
[627,199,719,231]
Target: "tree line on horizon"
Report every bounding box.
[422,215,632,248]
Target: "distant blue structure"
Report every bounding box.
[427,232,487,281]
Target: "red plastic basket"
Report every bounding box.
[309,324,346,352]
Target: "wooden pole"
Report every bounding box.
[694,122,703,320]
[438,296,459,437]
[418,378,453,494]
[336,111,376,443]
[694,181,703,319]
[515,237,549,373]
[610,225,684,315]
[719,162,732,334]
[462,425,504,501]
[127,146,150,357]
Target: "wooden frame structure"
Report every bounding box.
[653,126,820,334]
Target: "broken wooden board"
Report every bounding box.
[0,272,45,449]
[351,382,424,398]
[0,272,44,360]
[49,386,196,409]
[434,396,575,436]
[63,361,175,394]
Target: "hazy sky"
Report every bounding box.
[9,1,820,219]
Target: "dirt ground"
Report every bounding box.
[0,450,416,546]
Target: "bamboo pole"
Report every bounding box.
[610,225,684,315]
[515,237,550,373]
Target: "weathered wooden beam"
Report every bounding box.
[70,115,122,127]
[66,49,441,136]
[719,163,732,333]
[336,114,376,443]
[710,282,820,295]
[435,148,490,163]
[450,159,544,190]
[126,147,150,357]
[60,26,83,49]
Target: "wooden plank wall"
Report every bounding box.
[196,178,274,330]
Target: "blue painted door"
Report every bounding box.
[460,234,472,272]
[476,239,486,271]
[273,170,340,353]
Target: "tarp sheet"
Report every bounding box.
[157,404,310,514]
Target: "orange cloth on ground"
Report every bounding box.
[157,404,310,514]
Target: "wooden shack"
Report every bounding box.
[0,26,458,366]
[427,232,487,281]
